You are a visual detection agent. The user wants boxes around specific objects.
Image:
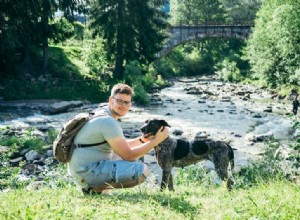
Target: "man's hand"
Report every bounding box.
[141,126,169,143]
[152,126,169,144]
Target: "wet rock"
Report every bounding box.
[150,98,163,105]
[234,134,242,138]
[254,132,273,142]
[25,150,41,161]
[220,96,231,102]
[25,163,38,170]
[0,145,9,153]
[185,86,202,95]
[173,129,183,136]
[20,148,30,156]
[195,132,210,140]
[41,101,84,115]
[252,114,263,118]
[10,157,24,165]
[263,106,272,113]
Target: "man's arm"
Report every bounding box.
[107,127,168,161]
[127,135,152,148]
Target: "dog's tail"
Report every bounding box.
[227,143,235,170]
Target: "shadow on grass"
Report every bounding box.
[86,191,199,216]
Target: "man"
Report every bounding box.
[293,95,299,115]
[67,83,169,194]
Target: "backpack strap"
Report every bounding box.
[76,109,109,148]
[76,141,107,148]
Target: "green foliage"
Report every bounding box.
[132,84,150,106]
[49,19,85,44]
[220,0,261,21]
[175,166,217,188]
[0,126,73,190]
[124,60,143,86]
[155,38,248,78]
[1,45,110,102]
[215,59,241,82]
[0,149,23,190]
[0,124,300,219]
[49,18,75,44]
[124,60,150,105]
[235,137,300,188]
[89,0,169,79]
[142,70,156,89]
[246,0,300,87]
[0,127,46,154]
[0,179,299,219]
[170,0,227,25]
[86,38,109,77]
[47,129,59,143]
[72,21,85,41]
[292,121,300,151]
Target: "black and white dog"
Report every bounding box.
[141,119,234,191]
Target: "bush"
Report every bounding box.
[133,84,150,105]
[86,38,108,77]
[235,137,300,188]
[124,60,143,85]
[215,59,241,82]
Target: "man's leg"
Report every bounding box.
[91,163,149,193]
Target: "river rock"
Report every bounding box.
[173,129,183,136]
[41,101,84,115]
[10,157,24,165]
[25,150,41,161]
[263,106,272,113]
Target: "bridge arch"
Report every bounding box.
[158,22,253,57]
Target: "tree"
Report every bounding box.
[246,0,300,86]
[220,0,261,21]
[170,0,226,25]
[89,0,169,80]
[0,0,88,73]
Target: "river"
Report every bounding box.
[0,76,297,181]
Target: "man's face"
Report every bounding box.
[109,93,132,118]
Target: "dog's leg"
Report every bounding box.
[168,173,174,191]
[161,169,173,191]
[212,154,233,190]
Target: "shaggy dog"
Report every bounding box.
[140,119,234,191]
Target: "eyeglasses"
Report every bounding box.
[113,97,132,106]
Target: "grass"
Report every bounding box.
[0,133,299,219]
[0,180,299,220]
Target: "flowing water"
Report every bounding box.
[0,78,297,177]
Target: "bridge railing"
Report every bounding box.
[172,19,254,27]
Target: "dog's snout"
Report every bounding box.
[140,126,146,132]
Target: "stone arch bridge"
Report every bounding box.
[158,21,253,57]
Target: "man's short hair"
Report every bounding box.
[111,83,134,97]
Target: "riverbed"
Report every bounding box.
[0,76,298,184]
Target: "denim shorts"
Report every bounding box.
[78,160,145,188]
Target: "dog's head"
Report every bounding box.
[140,119,171,138]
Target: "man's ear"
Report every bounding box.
[161,120,171,127]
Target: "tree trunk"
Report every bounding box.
[114,0,125,80]
[42,0,49,73]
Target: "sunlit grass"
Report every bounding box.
[0,180,299,220]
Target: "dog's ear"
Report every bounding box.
[160,120,171,127]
